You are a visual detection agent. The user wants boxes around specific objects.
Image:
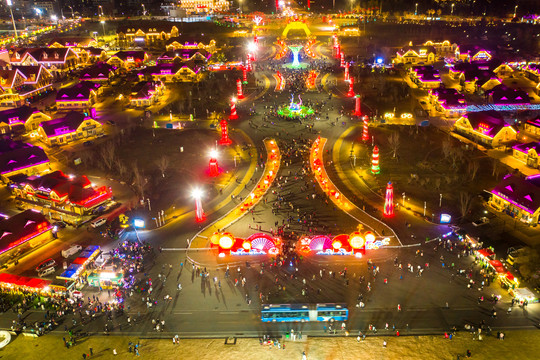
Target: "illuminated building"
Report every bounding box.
[116,23,179,49]
[0,139,49,183]
[9,48,80,76]
[0,210,52,265]
[166,36,217,53]
[138,62,201,83]
[157,49,212,64]
[524,118,540,137]
[177,0,230,15]
[454,111,517,147]
[489,174,540,226]
[36,111,103,146]
[107,51,149,70]
[422,40,457,55]
[0,106,51,134]
[409,65,441,89]
[79,62,117,83]
[0,65,54,108]
[512,142,540,169]
[10,170,113,222]
[487,85,530,106]
[393,45,436,65]
[0,68,30,107]
[129,81,164,107]
[428,88,466,118]
[454,46,492,62]
[55,81,101,111]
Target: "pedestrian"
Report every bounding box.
[82,354,87,360]
[113,349,117,356]
[383,340,387,348]
[89,347,93,356]
[302,351,307,360]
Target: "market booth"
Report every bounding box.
[57,246,100,284]
[476,248,495,261]
[511,287,538,304]
[500,271,519,290]
[0,273,52,294]
[87,271,123,289]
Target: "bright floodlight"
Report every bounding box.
[248,42,257,52]
[209,149,218,159]
[51,15,57,21]
[231,97,237,103]
[100,20,105,24]
[192,188,203,199]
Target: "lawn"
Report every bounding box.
[1,331,537,360]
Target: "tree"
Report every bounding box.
[441,139,452,159]
[132,163,146,199]
[449,147,463,170]
[388,132,400,158]
[99,141,117,171]
[459,192,472,221]
[491,158,502,179]
[156,155,170,178]
[467,160,479,181]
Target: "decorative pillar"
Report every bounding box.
[354,95,361,116]
[344,62,350,82]
[219,119,232,145]
[242,66,248,84]
[384,182,394,217]
[371,145,380,174]
[362,115,369,142]
[229,99,238,120]
[347,77,355,97]
[340,52,345,67]
[236,79,244,99]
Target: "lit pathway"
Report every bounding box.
[310,136,402,246]
[189,138,281,250]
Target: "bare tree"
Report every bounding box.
[467,160,480,181]
[114,157,128,179]
[132,163,146,199]
[99,141,117,171]
[459,192,473,221]
[449,147,463,170]
[155,155,170,177]
[491,158,503,179]
[441,139,452,159]
[435,178,441,190]
[388,132,400,158]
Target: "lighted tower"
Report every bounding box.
[344,62,350,82]
[242,66,248,84]
[354,95,361,116]
[371,145,380,174]
[361,116,369,142]
[288,45,303,68]
[219,119,232,145]
[229,98,238,120]
[236,79,244,99]
[208,150,220,177]
[347,77,355,97]
[384,182,394,217]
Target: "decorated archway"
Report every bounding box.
[282,21,312,38]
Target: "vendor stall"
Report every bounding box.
[477,248,495,261]
[0,273,52,294]
[500,271,519,290]
[57,245,100,281]
[488,259,506,274]
[512,287,538,304]
[87,271,123,289]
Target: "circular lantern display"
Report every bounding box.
[365,232,376,243]
[349,235,365,249]
[332,240,342,250]
[219,234,234,249]
[242,241,251,250]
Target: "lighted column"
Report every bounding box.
[362,115,369,142]
[236,79,244,99]
[208,150,220,177]
[354,95,361,116]
[219,119,232,145]
[384,182,394,217]
[344,62,350,82]
[242,66,248,84]
[193,189,205,223]
[288,45,303,68]
[347,77,355,97]
[371,146,380,174]
[229,98,238,120]
[340,52,345,67]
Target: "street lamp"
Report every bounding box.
[68,6,74,18]
[100,20,105,38]
[451,3,454,15]
[34,7,42,19]
[402,192,406,207]
[142,4,146,16]
[192,188,205,223]
[6,0,18,39]
[513,5,518,18]
[415,3,418,15]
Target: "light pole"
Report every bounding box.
[68,6,74,18]
[6,0,18,39]
[402,192,406,207]
[513,5,518,18]
[415,3,418,15]
[100,20,105,38]
[423,201,426,216]
[142,4,146,16]
[451,3,454,15]
[439,193,442,207]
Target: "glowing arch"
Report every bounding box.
[247,233,276,251]
[308,235,333,251]
[282,21,312,38]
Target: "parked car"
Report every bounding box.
[472,217,489,227]
[53,221,67,229]
[62,245,82,258]
[90,218,107,228]
[38,267,55,277]
[36,258,56,272]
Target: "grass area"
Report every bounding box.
[1,331,537,360]
[353,125,504,222]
